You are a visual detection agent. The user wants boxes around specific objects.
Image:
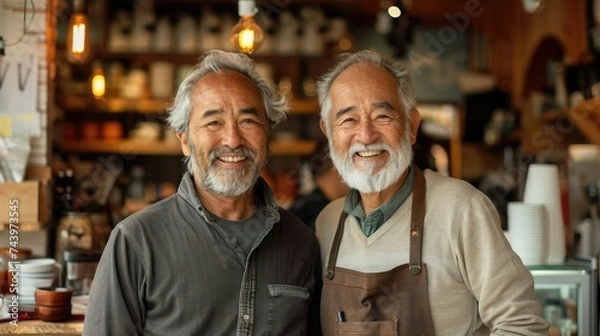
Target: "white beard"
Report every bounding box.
[329,133,413,193]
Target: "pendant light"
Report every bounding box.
[65,0,92,64]
[521,0,546,13]
[230,0,264,54]
[90,61,106,99]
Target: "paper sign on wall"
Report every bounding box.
[0,56,40,136]
[0,113,41,137]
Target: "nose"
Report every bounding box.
[355,119,379,144]
[222,123,244,149]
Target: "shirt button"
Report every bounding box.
[243,314,250,320]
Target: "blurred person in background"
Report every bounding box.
[314,49,549,335]
[84,50,321,335]
[289,140,349,231]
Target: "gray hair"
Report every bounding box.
[166,49,288,135]
[316,49,416,135]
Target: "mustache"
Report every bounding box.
[209,146,255,162]
[348,143,389,156]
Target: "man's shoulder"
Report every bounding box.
[423,169,480,195]
[115,193,183,236]
[314,198,345,233]
[423,169,495,212]
[319,197,345,217]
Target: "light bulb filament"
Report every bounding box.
[239,28,255,50]
[72,23,87,53]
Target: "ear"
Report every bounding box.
[408,108,421,145]
[319,119,328,137]
[176,132,191,156]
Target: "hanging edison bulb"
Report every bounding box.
[230,17,264,54]
[65,0,92,64]
[90,62,106,99]
[230,0,263,54]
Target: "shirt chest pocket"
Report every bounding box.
[267,284,310,336]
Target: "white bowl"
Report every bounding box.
[19,258,56,273]
[19,277,55,289]
[19,270,56,279]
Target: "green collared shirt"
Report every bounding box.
[343,166,415,237]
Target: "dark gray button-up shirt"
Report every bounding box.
[83,172,320,335]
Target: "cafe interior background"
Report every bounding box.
[1,0,600,332]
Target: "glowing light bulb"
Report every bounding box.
[65,0,91,64]
[230,0,263,54]
[230,16,263,54]
[388,5,402,18]
[90,63,106,99]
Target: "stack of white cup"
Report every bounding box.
[506,202,548,265]
[522,164,566,264]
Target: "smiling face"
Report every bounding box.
[177,70,270,197]
[321,62,421,193]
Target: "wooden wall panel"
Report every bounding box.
[461,0,587,108]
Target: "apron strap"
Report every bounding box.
[409,166,426,275]
[325,211,348,280]
[325,165,427,279]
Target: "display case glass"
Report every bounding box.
[528,255,597,336]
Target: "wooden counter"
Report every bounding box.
[0,320,83,335]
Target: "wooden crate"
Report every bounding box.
[0,181,40,225]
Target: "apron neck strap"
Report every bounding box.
[409,166,426,275]
[325,211,347,280]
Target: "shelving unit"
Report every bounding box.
[51,0,362,215]
[57,95,320,157]
[521,98,600,154]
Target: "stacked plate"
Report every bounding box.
[17,258,59,311]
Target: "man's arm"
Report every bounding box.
[82,226,146,336]
[457,192,550,335]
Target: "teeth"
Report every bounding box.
[357,150,382,157]
[220,156,246,162]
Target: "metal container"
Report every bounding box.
[55,212,93,265]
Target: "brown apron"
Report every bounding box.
[321,167,436,336]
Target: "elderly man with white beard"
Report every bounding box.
[84,50,321,336]
[314,50,550,336]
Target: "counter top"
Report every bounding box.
[0,319,83,335]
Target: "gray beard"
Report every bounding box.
[190,145,259,197]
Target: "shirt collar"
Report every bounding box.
[343,166,415,236]
[177,171,281,223]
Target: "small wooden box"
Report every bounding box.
[0,181,39,224]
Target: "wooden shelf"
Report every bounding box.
[60,139,182,155]
[92,51,332,64]
[540,108,568,123]
[567,99,600,144]
[60,139,317,156]
[271,140,317,156]
[58,95,170,114]
[289,99,320,115]
[59,96,319,115]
